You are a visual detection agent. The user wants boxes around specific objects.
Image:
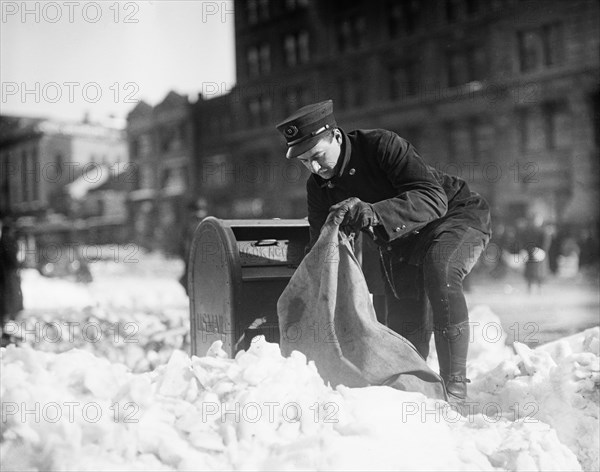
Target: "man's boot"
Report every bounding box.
[435,320,470,411]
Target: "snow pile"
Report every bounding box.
[2,332,594,471]
[3,253,598,470]
[6,305,189,372]
[470,327,600,471]
[9,253,189,372]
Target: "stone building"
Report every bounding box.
[0,115,127,219]
[192,0,599,228]
[126,91,193,254]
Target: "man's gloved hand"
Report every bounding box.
[329,197,379,237]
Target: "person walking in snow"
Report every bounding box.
[276,100,491,406]
[0,216,23,345]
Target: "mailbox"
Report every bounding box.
[188,217,310,357]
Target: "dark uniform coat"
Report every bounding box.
[307,129,491,266]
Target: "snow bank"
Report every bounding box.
[2,330,596,471]
[3,253,598,470]
[470,327,600,472]
[10,254,189,372]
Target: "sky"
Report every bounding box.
[0,0,236,125]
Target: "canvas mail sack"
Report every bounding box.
[277,214,447,400]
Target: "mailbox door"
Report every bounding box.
[188,217,242,357]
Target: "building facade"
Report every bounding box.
[0,115,127,220]
[193,0,599,229]
[126,91,193,254]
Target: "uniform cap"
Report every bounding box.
[275,100,337,159]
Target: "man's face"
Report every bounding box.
[296,132,342,179]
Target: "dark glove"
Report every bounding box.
[329,197,379,237]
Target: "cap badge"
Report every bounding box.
[284,125,299,138]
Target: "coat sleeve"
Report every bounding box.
[306,177,329,250]
[371,132,448,243]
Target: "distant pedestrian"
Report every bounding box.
[558,233,581,278]
[0,217,24,344]
[521,214,551,293]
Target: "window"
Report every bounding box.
[284,31,310,67]
[248,98,261,127]
[472,119,494,162]
[179,122,187,143]
[298,31,309,63]
[337,76,363,110]
[543,23,564,67]
[259,44,271,75]
[247,47,260,78]
[243,1,270,24]
[519,107,546,152]
[465,0,482,17]
[140,165,154,189]
[445,0,464,23]
[21,150,28,202]
[445,118,494,163]
[519,103,570,152]
[337,15,366,53]
[55,153,64,175]
[248,43,271,77]
[131,139,139,159]
[285,0,308,10]
[247,0,258,25]
[247,96,272,127]
[220,115,231,135]
[390,62,419,99]
[202,154,229,190]
[257,0,269,21]
[139,134,152,157]
[518,30,544,72]
[284,35,297,67]
[161,166,187,193]
[160,127,177,152]
[467,45,487,81]
[518,22,564,73]
[9,152,20,204]
[447,121,473,161]
[544,102,571,149]
[448,46,487,86]
[448,51,469,87]
[388,0,420,38]
[283,85,303,114]
[30,148,39,201]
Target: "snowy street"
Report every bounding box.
[466,271,600,346]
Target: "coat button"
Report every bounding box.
[401,224,406,229]
[349,168,356,175]
[394,226,401,232]
[386,245,392,251]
